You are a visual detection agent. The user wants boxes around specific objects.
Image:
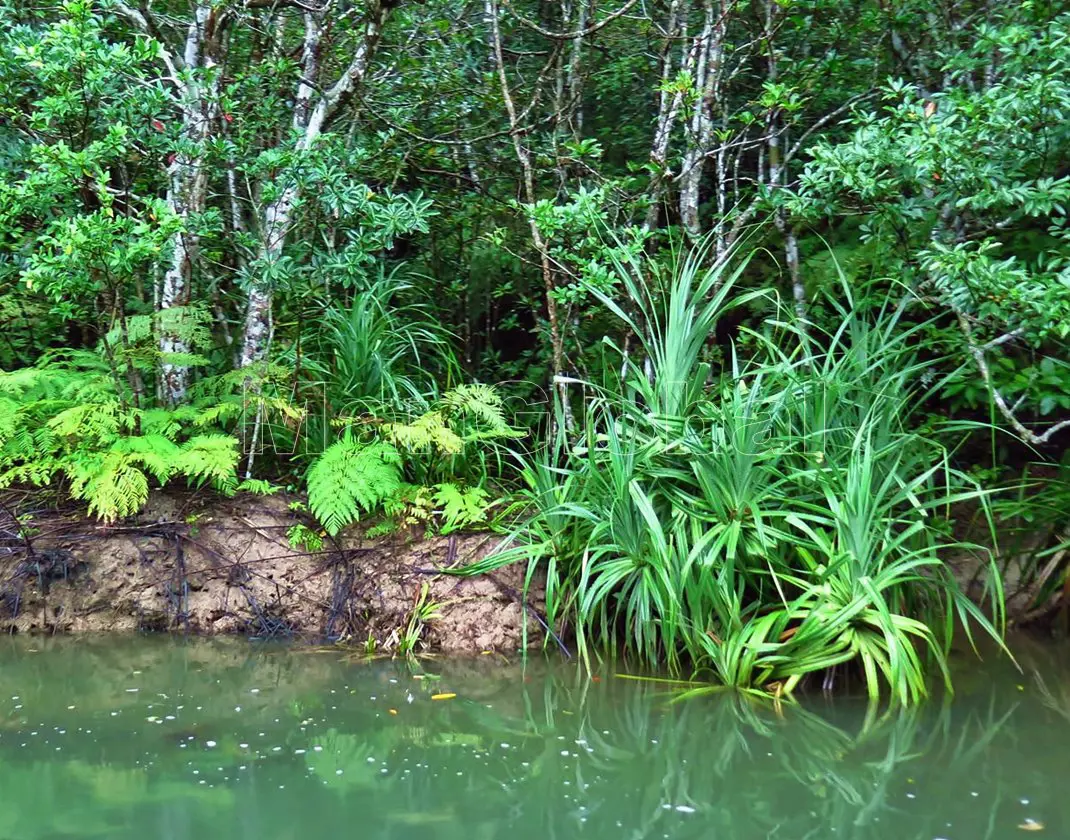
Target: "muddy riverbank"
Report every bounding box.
[0,490,543,653]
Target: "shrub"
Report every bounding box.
[454,246,1006,703]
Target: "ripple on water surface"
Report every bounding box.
[0,635,1063,839]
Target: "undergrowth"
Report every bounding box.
[306,383,521,536]
[451,247,1008,703]
[0,350,252,520]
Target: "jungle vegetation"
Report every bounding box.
[0,0,1068,700]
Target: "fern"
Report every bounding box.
[67,452,150,521]
[48,401,129,444]
[287,523,323,552]
[381,482,435,530]
[104,306,214,370]
[385,410,464,454]
[0,368,48,394]
[190,362,294,400]
[0,355,243,521]
[440,383,508,427]
[112,434,182,483]
[140,408,183,439]
[307,437,402,535]
[178,435,241,493]
[311,384,517,532]
[237,478,281,495]
[194,402,243,427]
[0,458,60,489]
[432,482,491,533]
[0,397,20,447]
[384,384,521,456]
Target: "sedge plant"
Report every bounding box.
[454,243,1007,703]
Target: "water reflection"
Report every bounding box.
[0,636,1061,839]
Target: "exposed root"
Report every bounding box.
[0,489,544,653]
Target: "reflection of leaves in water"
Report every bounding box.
[0,640,1057,840]
[305,727,402,792]
[66,761,151,807]
[445,666,1026,840]
[66,760,234,808]
[0,762,112,839]
[0,758,230,839]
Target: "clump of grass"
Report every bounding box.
[458,243,1006,704]
[314,267,458,411]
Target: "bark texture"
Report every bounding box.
[239,1,389,369]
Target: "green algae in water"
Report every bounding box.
[0,635,1063,839]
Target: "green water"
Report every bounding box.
[0,637,1065,839]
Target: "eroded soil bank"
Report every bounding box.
[0,490,543,653]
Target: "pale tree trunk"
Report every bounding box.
[238,0,389,370]
[159,3,227,403]
[485,0,573,429]
[115,1,228,405]
[551,0,587,193]
[643,0,688,233]
[678,0,724,242]
[564,0,589,137]
[763,0,805,324]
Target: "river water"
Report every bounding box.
[0,635,1064,839]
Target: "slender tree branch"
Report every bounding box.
[784,91,875,166]
[957,312,1070,446]
[112,1,184,82]
[499,0,639,41]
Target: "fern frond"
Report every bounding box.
[0,423,42,469]
[0,368,47,395]
[307,438,402,535]
[103,313,155,349]
[47,401,125,445]
[68,452,150,522]
[191,363,293,399]
[432,482,491,532]
[103,306,214,359]
[112,435,182,483]
[386,410,464,454]
[140,409,182,440]
[0,460,59,489]
[237,478,281,495]
[176,435,240,493]
[194,401,243,427]
[261,396,306,423]
[442,384,505,427]
[154,305,214,349]
[440,384,523,440]
[287,523,323,552]
[31,424,57,455]
[0,398,20,447]
[168,405,201,424]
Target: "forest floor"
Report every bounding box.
[0,489,544,653]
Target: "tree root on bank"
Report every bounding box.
[0,488,544,654]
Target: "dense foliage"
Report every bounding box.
[0,0,1068,699]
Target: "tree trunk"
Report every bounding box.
[238,1,389,369]
[117,1,226,405]
[763,0,805,325]
[643,0,687,233]
[485,0,573,429]
[678,0,723,242]
[160,3,226,404]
